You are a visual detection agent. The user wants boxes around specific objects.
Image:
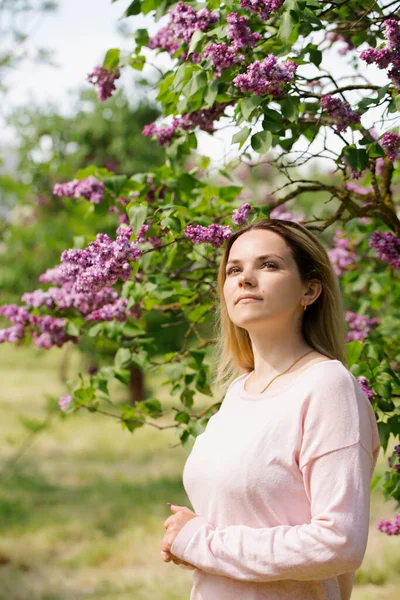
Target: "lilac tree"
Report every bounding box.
[1,1,400,534]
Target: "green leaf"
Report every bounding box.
[65,321,80,337]
[175,411,190,424]
[346,340,363,367]
[103,48,120,70]
[203,80,219,108]
[182,71,207,98]
[251,130,273,154]
[241,96,260,120]
[279,11,295,42]
[232,126,251,148]
[281,97,300,122]
[188,29,206,55]
[309,48,322,67]
[367,142,386,158]
[115,348,131,369]
[128,203,148,233]
[342,146,369,173]
[129,55,146,71]
[124,0,141,16]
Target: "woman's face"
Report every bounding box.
[223,229,309,329]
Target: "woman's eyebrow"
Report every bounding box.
[226,253,284,266]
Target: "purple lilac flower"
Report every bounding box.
[321,95,360,133]
[60,226,142,293]
[269,204,306,222]
[0,324,25,343]
[376,513,400,536]
[360,19,400,91]
[148,2,218,56]
[59,395,72,411]
[53,176,105,204]
[327,229,357,277]
[357,375,375,403]
[345,182,373,196]
[240,0,284,21]
[87,65,121,101]
[369,231,400,269]
[184,223,233,248]
[226,13,262,52]
[232,202,252,225]
[202,43,245,79]
[345,311,378,342]
[381,132,400,160]
[233,55,297,98]
[142,102,232,146]
[30,315,77,349]
[0,304,30,325]
[135,224,150,244]
[325,31,355,55]
[85,297,142,322]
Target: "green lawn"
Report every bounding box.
[0,344,399,599]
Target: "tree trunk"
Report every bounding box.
[129,366,145,405]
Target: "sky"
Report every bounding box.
[3,0,391,171]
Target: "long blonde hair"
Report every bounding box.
[210,218,347,387]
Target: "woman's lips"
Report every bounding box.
[237,298,262,303]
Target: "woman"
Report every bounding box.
[160,218,380,600]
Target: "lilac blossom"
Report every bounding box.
[240,0,284,21]
[327,229,357,277]
[59,395,72,411]
[369,231,400,269]
[232,203,252,225]
[233,55,297,98]
[202,43,245,79]
[142,102,232,146]
[376,514,400,536]
[184,223,233,248]
[0,324,25,343]
[148,2,218,56]
[381,132,400,160]
[53,176,105,204]
[345,182,373,196]
[325,31,354,55]
[320,95,360,133]
[87,65,121,101]
[226,13,262,52]
[360,19,400,91]
[0,304,30,325]
[357,375,375,403]
[269,204,306,222]
[345,310,378,342]
[60,226,142,293]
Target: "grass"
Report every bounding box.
[0,344,399,599]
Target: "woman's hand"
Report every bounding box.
[161,504,199,568]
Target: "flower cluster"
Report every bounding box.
[53,176,105,204]
[376,513,400,536]
[233,55,297,98]
[85,297,141,322]
[232,202,252,225]
[325,31,354,55]
[0,305,78,349]
[369,231,400,269]
[360,19,400,89]
[59,395,72,411]
[320,95,360,133]
[203,43,245,79]
[184,223,233,248]
[148,2,218,56]
[240,0,284,21]
[327,229,357,277]
[357,376,375,403]
[87,65,121,101]
[269,204,306,222]
[60,226,142,293]
[381,131,400,160]
[142,102,232,146]
[345,310,378,342]
[226,12,262,52]
[387,444,400,472]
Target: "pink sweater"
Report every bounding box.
[170,360,381,600]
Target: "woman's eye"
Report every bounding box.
[226,262,276,275]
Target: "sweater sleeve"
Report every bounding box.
[170,369,381,582]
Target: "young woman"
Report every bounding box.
[161,218,380,600]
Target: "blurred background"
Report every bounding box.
[0,1,399,599]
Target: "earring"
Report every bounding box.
[303,304,307,311]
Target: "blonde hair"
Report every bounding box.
[210,218,347,388]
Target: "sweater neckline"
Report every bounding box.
[238,360,342,401]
